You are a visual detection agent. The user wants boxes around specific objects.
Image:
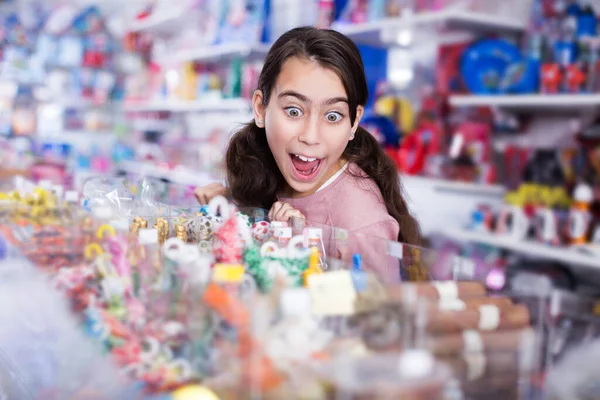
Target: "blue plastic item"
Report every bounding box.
[460,39,524,94]
[577,7,598,37]
[500,58,540,94]
[351,254,367,292]
[360,114,400,147]
[566,2,582,17]
[554,39,578,65]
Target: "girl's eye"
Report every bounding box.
[285,107,303,118]
[326,112,343,123]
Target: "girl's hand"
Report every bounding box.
[194,183,227,205]
[268,201,305,222]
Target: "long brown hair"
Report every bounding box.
[226,26,422,245]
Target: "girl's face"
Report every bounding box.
[253,57,364,197]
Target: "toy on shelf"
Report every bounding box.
[540,63,562,93]
[444,121,496,184]
[564,63,586,92]
[568,183,593,245]
[451,1,600,96]
[317,0,336,28]
[373,91,415,134]
[397,122,442,176]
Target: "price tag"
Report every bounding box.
[308,270,356,316]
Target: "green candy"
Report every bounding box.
[243,245,310,292]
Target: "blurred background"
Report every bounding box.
[1,0,600,287]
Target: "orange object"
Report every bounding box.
[541,64,562,93]
[99,310,131,339]
[202,283,249,328]
[203,283,285,393]
[565,64,586,93]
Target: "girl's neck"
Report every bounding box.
[283,158,347,199]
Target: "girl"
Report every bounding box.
[195,26,422,278]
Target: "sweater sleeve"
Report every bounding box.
[345,219,402,285]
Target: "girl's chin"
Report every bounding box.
[283,174,324,197]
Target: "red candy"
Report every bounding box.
[213,216,243,264]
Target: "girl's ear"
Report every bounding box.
[351,105,365,135]
[252,89,266,127]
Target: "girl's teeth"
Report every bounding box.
[295,154,317,162]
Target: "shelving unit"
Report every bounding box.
[123,98,252,113]
[442,227,600,270]
[402,176,506,236]
[334,8,527,47]
[165,42,271,65]
[403,175,505,197]
[450,94,600,111]
[39,131,118,151]
[129,8,186,34]
[117,160,216,187]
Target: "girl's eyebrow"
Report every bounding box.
[278,90,348,105]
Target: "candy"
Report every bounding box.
[251,221,270,242]
[185,215,218,242]
[172,385,220,400]
[213,216,243,264]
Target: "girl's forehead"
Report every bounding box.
[274,57,347,100]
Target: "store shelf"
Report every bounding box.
[129,8,186,34]
[123,98,252,113]
[334,9,526,47]
[403,176,505,237]
[39,131,117,149]
[443,227,600,270]
[449,94,600,111]
[117,161,216,187]
[402,175,505,197]
[166,42,271,65]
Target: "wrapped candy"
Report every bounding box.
[251,221,271,242]
[213,216,243,264]
[209,196,248,264]
[185,215,220,242]
[236,212,251,228]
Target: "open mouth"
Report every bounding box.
[289,153,323,182]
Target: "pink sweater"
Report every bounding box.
[278,163,401,283]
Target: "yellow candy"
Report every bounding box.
[212,264,245,283]
[85,243,104,260]
[303,247,323,286]
[96,224,116,239]
[172,385,220,400]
